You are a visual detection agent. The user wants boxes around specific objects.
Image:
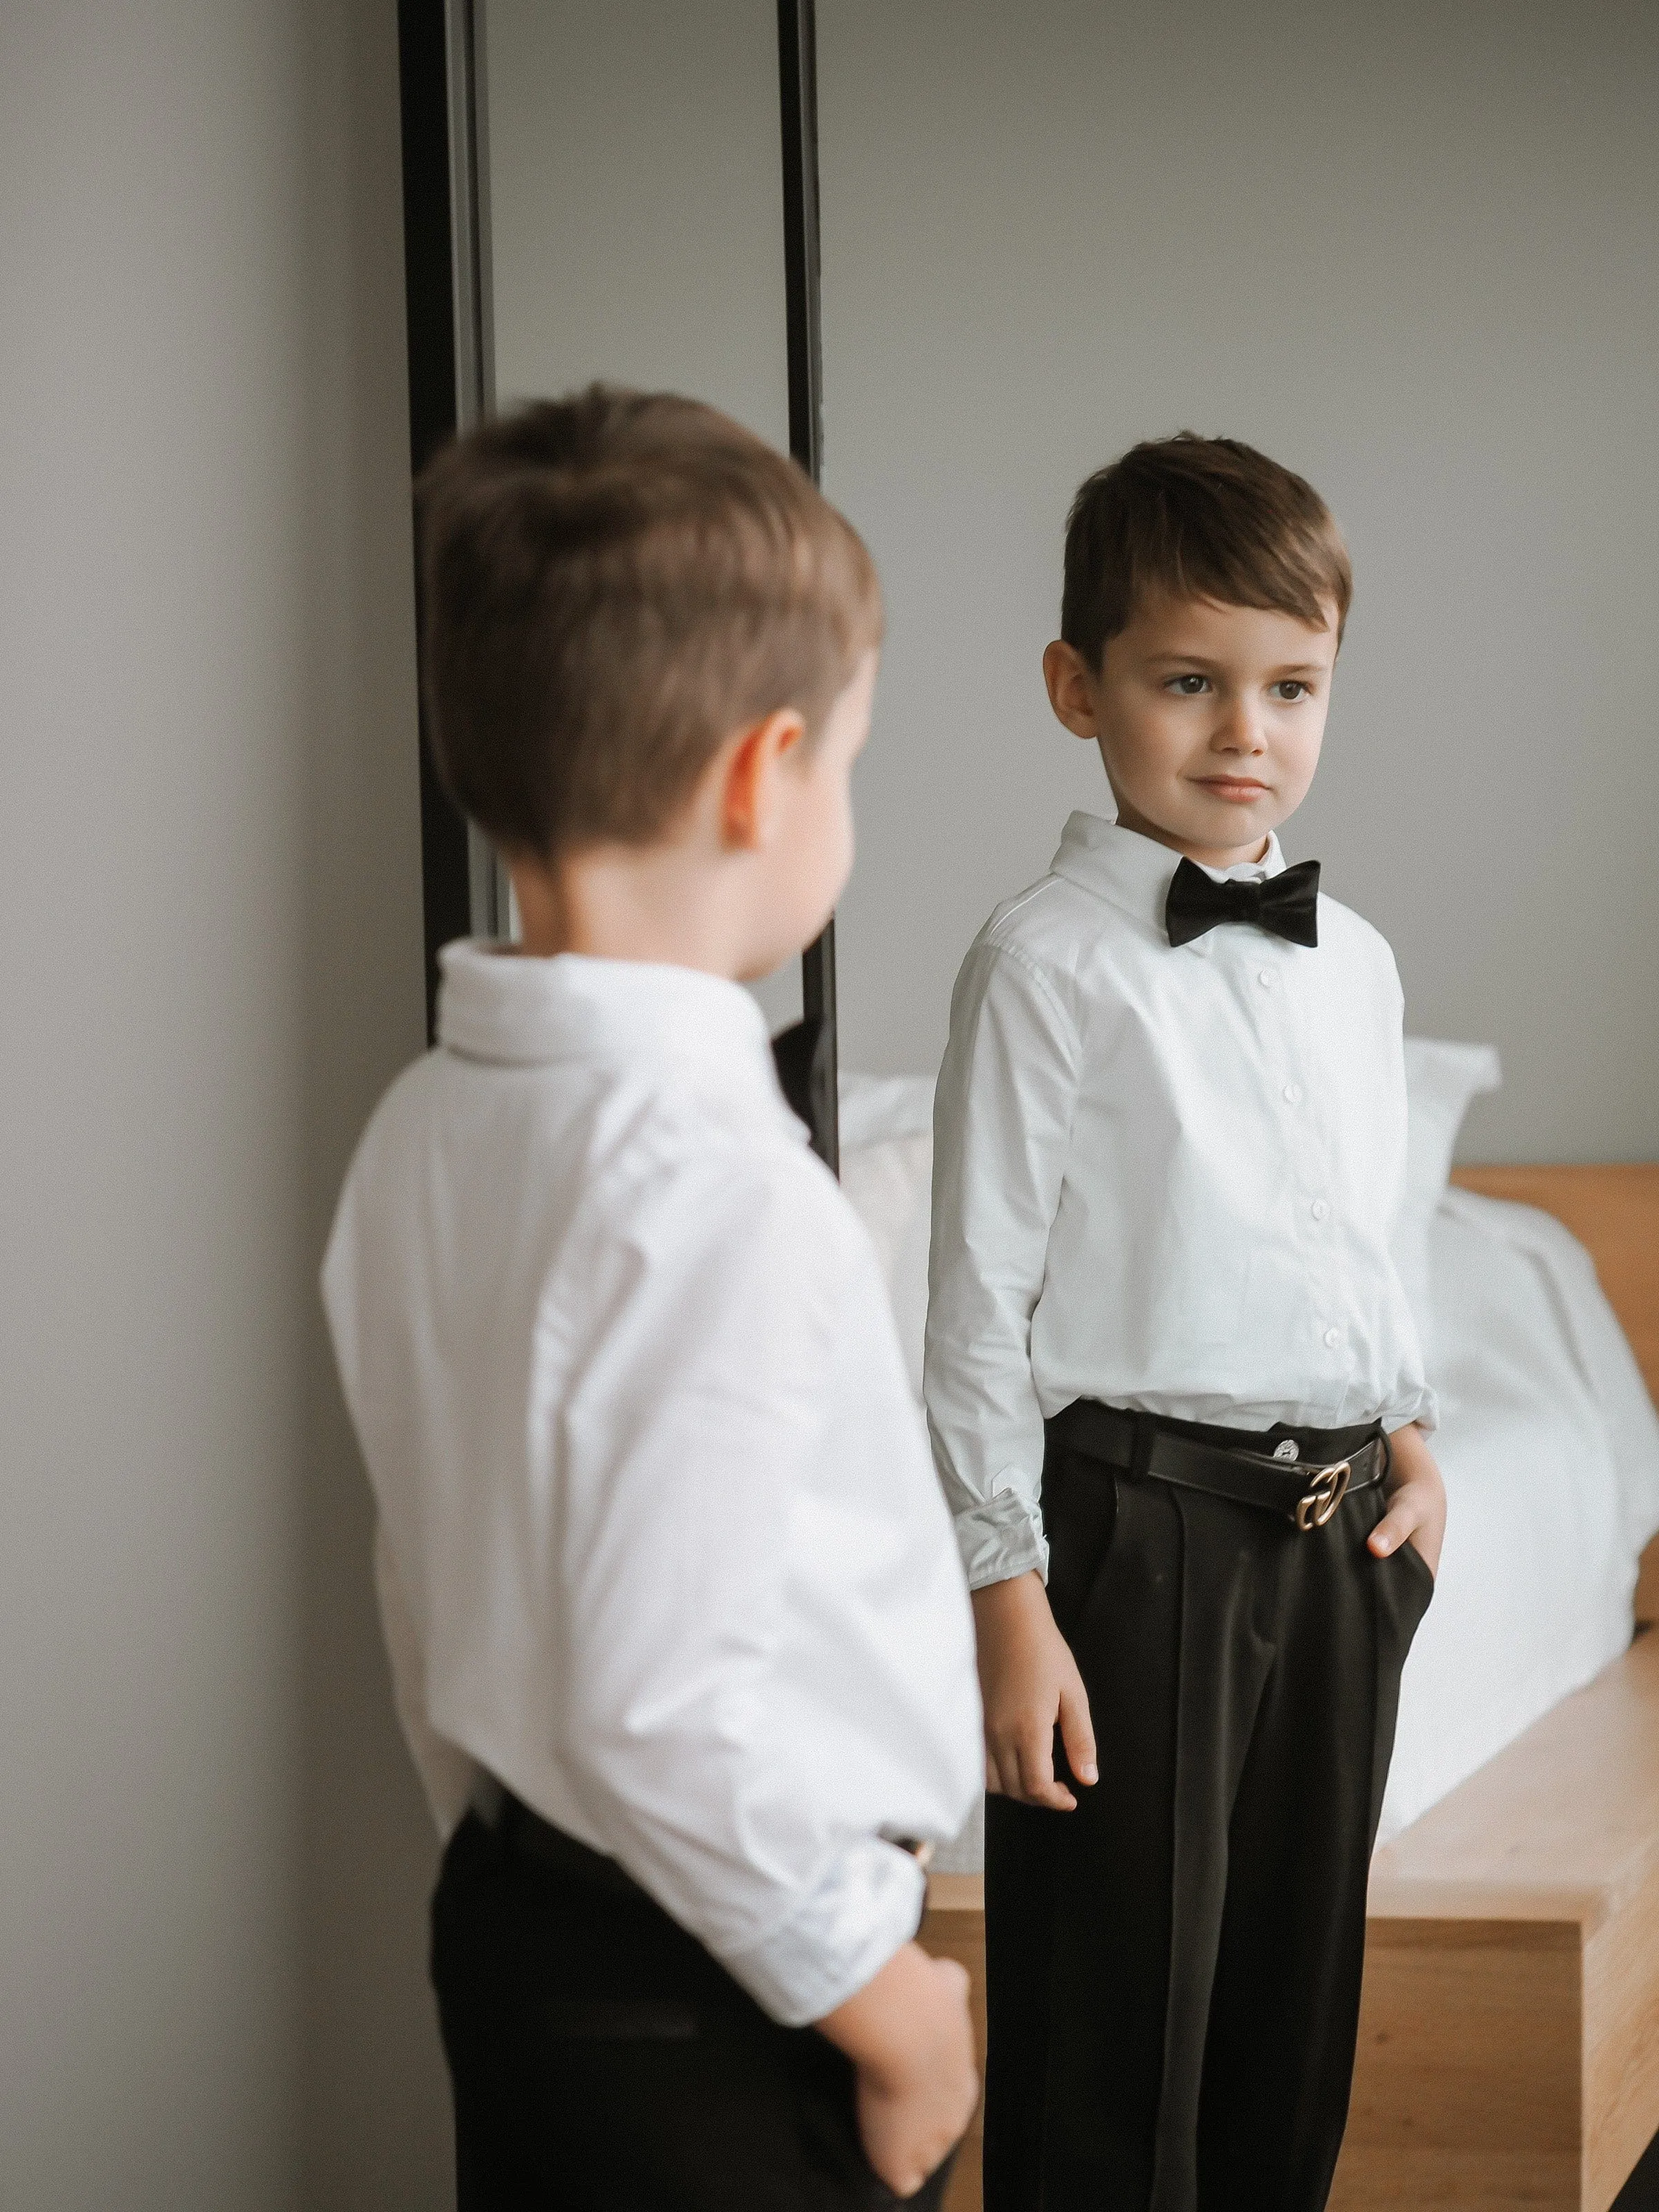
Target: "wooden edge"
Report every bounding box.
[1367,1631,1659,1924]
[925,1872,986,1914]
[926,1877,1589,1949]
[1638,1545,1659,1629]
[1360,1913,1584,1951]
[1584,1843,1659,2208]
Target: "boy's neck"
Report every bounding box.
[507,844,752,977]
[1112,797,1273,873]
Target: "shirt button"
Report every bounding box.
[1258,968,1277,988]
[1323,1326,1342,1348]
[1283,1082,1302,1103]
[1311,1199,1329,1220]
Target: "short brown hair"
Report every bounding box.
[1060,433,1352,666]
[416,386,883,857]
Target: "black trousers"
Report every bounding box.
[983,1411,1434,2212]
[431,1810,955,2212]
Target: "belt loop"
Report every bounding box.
[1130,1410,1156,1481]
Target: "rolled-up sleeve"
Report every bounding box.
[721,1834,926,2025]
[926,941,1078,1590]
[550,1156,940,2025]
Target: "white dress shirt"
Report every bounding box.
[323,944,980,2026]
[926,813,1434,1593]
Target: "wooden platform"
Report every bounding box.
[1332,1615,1659,2211]
[921,1164,1659,2212]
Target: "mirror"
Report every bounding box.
[423,0,1659,1150]
[409,3,1659,2203]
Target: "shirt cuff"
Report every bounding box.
[1385,1384,1439,1436]
[715,1836,926,2028]
[953,1484,1050,1592]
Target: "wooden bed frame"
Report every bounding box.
[921,1164,1659,2212]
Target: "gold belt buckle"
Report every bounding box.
[1293,1459,1351,1530]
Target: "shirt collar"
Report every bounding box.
[1048,812,1287,933]
[436,941,799,1129]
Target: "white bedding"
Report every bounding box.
[838,1073,1659,1859]
[1384,1185,1659,1839]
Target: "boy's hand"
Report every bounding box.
[816,1940,978,2198]
[971,1571,1098,1810]
[1367,1421,1445,1579]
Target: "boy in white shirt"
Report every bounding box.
[926,435,1447,2212]
[324,388,981,2209]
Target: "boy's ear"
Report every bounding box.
[720,709,809,850]
[1043,639,1101,740]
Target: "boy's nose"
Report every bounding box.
[1212,706,1266,754]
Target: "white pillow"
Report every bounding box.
[1393,1038,1502,1333]
[838,1075,936,1398]
[838,1071,934,1149]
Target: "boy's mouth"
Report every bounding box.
[1193,776,1270,803]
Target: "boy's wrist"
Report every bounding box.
[971,1569,1065,1679]
[971,1567,1049,1622]
[815,1939,939,2076]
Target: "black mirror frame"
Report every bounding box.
[393,0,840,1172]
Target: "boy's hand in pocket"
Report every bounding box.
[1367,1421,1446,1579]
[971,1571,1097,1810]
[816,1940,978,2199]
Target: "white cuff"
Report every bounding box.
[1386,1385,1438,1436]
[715,1836,926,2028]
[953,1488,1050,1592]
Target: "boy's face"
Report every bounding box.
[1044,593,1340,868]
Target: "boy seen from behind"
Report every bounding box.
[325,390,981,2211]
[926,435,1447,2212]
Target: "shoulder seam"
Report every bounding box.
[988,879,1053,930]
[973,935,1079,1049]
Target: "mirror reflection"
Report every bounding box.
[471,6,1659,2207]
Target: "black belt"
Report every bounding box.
[474,1783,651,1897]
[1051,1401,1388,1530]
[479,1787,935,1886]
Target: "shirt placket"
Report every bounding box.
[1249,946,1346,1374]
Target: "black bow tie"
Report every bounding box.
[1165,856,1321,948]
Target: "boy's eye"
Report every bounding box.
[1271,679,1312,701]
[1166,673,1210,696]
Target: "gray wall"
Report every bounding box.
[818,0,1659,1163]
[485,0,801,1031]
[487,0,787,442]
[0,2,449,2204]
[289,17,455,2211]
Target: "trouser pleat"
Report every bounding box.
[1149,1488,1275,2212]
